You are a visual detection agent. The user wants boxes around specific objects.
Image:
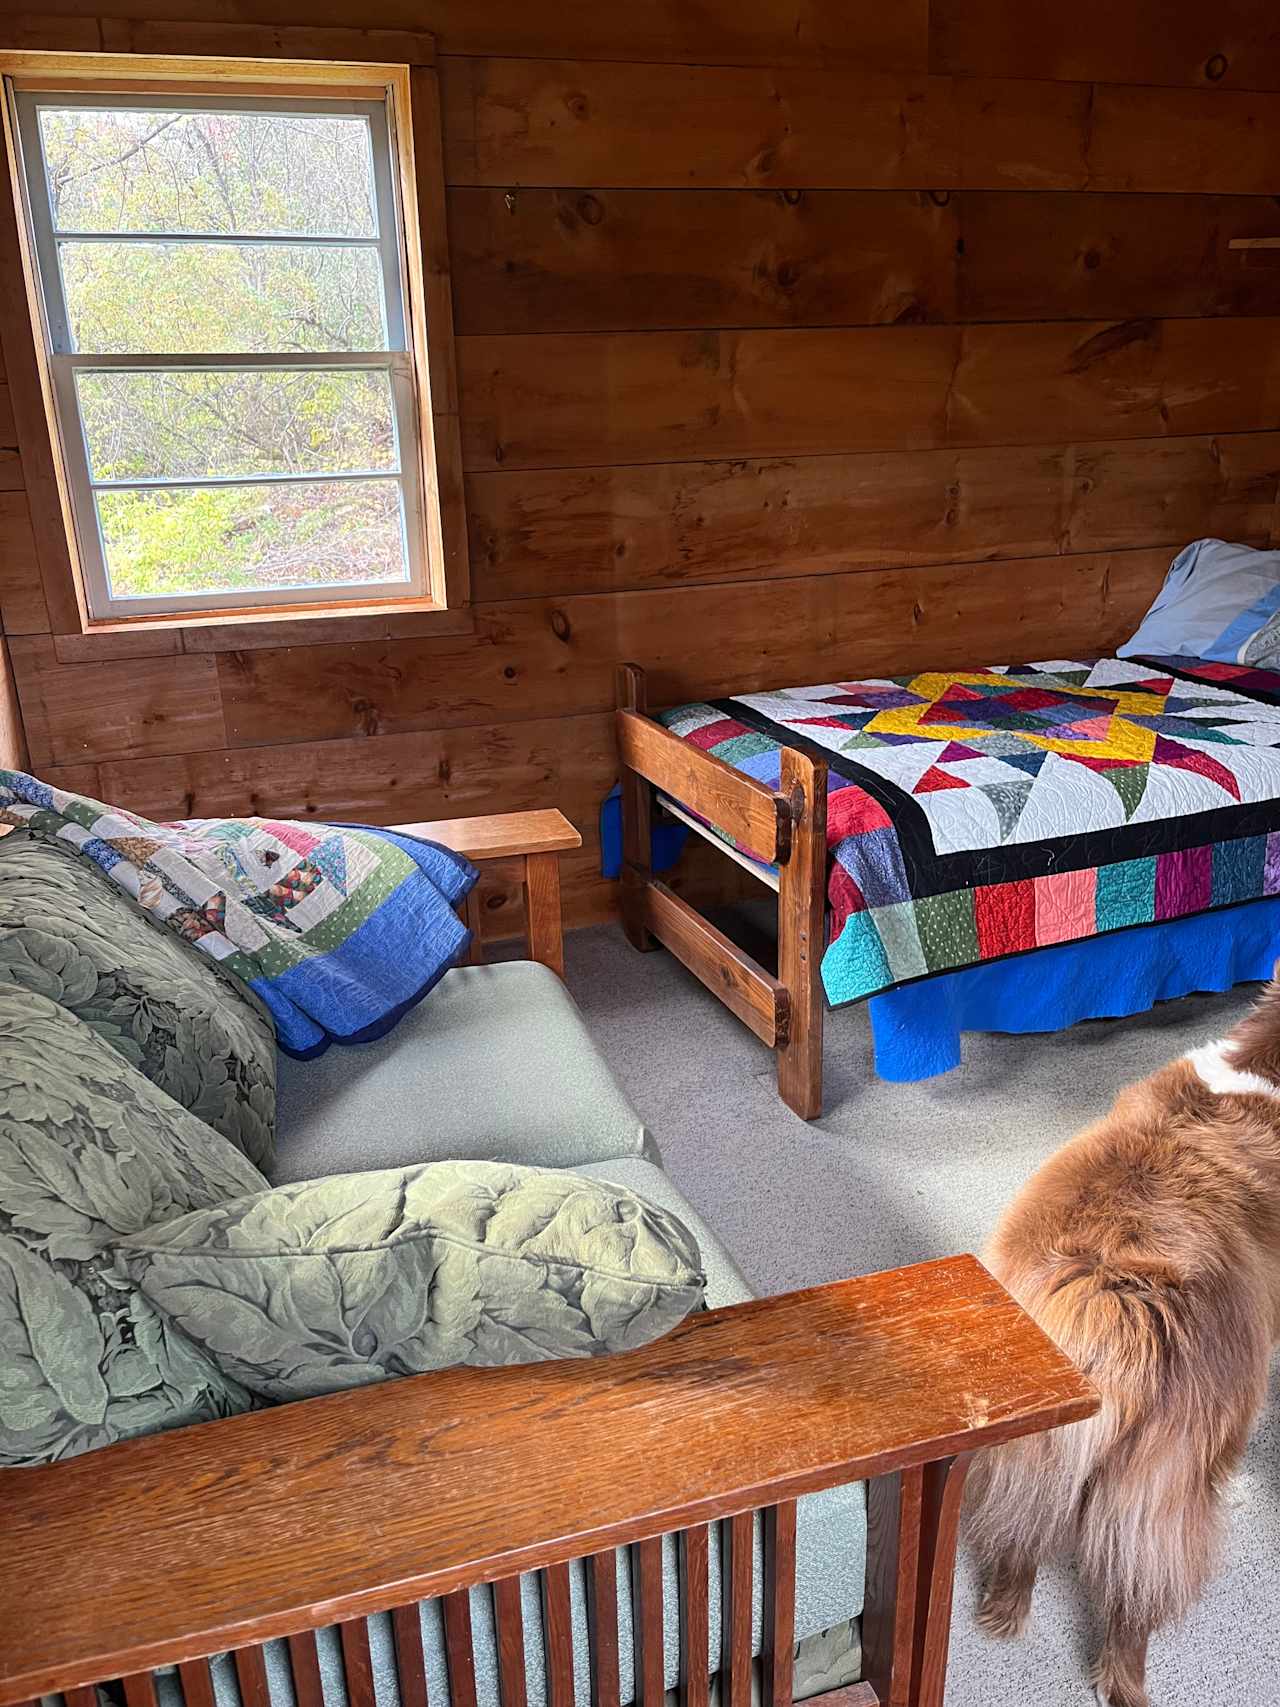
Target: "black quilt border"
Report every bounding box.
[710,678,1280,900]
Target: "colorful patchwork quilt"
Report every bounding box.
[659,656,1280,1006]
[0,773,476,1056]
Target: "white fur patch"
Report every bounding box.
[1184,1038,1280,1102]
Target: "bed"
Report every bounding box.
[615,655,1280,1118]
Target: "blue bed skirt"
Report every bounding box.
[868,898,1280,1082]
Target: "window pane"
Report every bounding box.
[96,478,409,599]
[60,241,387,354]
[78,369,398,482]
[39,108,378,237]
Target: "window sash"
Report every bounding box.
[13,85,426,618]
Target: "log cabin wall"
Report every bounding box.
[3,0,1280,939]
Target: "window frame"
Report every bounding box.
[14,86,428,620]
[0,39,468,639]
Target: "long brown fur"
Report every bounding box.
[966,981,1280,1707]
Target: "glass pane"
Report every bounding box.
[96,478,409,599]
[39,107,378,237]
[78,369,399,482]
[59,240,387,354]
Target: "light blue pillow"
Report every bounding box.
[1117,539,1280,667]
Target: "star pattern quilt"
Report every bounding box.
[659,656,1280,1006]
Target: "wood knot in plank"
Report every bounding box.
[1065,318,1157,374]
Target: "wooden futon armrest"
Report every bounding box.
[392,808,582,976]
[0,1255,1096,1705]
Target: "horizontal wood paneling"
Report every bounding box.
[1088,83,1280,194]
[459,325,957,469]
[956,193,1280,323]
[1064,435,1280,552]
[458,319,1280,471]
[418,0,930,69]
[442,57,1280,194]
[22,1,431,31]
[930,0,1280,93]
[451,188,1280,336]
[10,637,226,768]
[948,317,1280,447]
[469,433,1280,598]
[217,549,1169,747]
[441,60,957,191]
[0,15,438,60]
[95,713,617,823]
[448,188,959,335]
[24,0,928,68]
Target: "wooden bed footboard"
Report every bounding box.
[616,664,828,1118]
[0,1258,1098,1707]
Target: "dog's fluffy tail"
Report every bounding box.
[967,1250,1268,1635]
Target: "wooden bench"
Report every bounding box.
[393,809,582,978]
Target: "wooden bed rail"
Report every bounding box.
[616,663,829,1117]
[0,1257,1095,1707]
[616,704,793,867]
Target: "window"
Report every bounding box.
[10,80,437,621]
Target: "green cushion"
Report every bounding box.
[117,1159,706,1403]
[273,962,654,1182]
[0,832,276,1170]
[0,986,268,1466]
[567,1158,753,1310]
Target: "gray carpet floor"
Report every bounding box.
[560,920,1280,1707]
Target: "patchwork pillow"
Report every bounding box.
[0,985,268,1466]
[0,832,276,1169]
[117,1159,706,1402]
[1117,538,1280,667]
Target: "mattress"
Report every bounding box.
[658,656,1280,1006]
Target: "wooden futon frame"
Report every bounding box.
[0,1258,1095,1707]
[616,664,831,1119]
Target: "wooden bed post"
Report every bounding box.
[616,662,655,952]
[614,664,826,1119]
[777,747,827,1121]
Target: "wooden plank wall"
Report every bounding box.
[5,0,1280,937]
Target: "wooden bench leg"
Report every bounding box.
[617,662,656,953]
[776,747,826,1119]
[910,1453,975,1707]
[861,1468,925,1707]
[525,850,565,977]
[462,884,485,965]
[861,1453,974,1707]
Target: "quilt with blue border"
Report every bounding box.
[0,773,476,1056]
[659,656,1280,1006]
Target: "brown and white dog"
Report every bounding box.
[966,982,1280,1707]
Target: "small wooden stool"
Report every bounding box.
[390,809,581,977]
